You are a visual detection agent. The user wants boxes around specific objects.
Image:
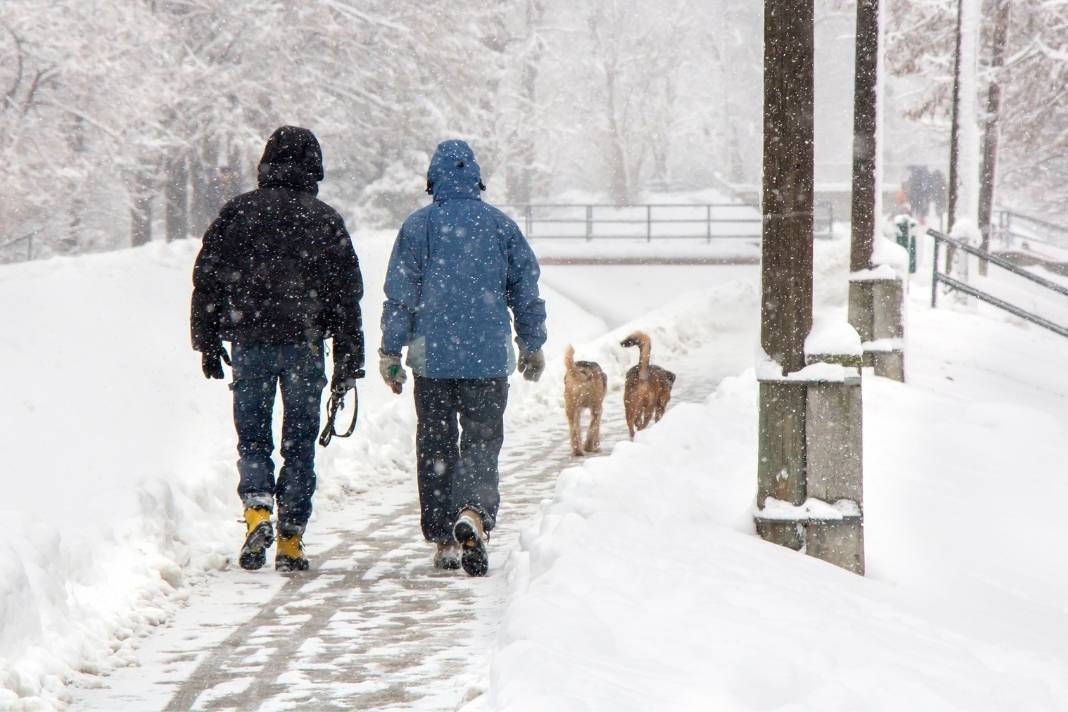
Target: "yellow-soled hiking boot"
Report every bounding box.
[452,509,488,577]
[275,533,309,572]
[239,507,274,571]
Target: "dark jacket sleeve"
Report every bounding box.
[190,212,229,351]
[505,219,547,353]
[323,216,365,369]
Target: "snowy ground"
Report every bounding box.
[470,242,1068,711]
[4,226,1067,710]
[0,230,750,710]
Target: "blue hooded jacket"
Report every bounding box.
[381,140,547,379]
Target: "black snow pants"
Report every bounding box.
[413,377,509,544]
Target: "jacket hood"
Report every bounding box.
[258,126,324,193]
[426,140,484,200]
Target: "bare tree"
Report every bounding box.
[977,0,1010,271]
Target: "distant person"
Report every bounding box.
[380,139,547,576]
[191,126,365,572]
[930,169,948,228]
[905,165,931,222]
[893,188,911,218]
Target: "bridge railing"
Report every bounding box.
[994,209,1068,251]
[498,202,835,242]
[0,231,38,263]
[928,228,1068,338]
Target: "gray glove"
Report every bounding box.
[517,348,545,382]
[379,349,407,394]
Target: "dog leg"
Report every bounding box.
[585,404,602,453]
[655,390,671,422]
[567,406,584,457]
[635,403,650,431]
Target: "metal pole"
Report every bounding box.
[977,0,1010,276]
[585,205,593,242]
[946,0,963,271]
[525,205,533,238]
[646,205,652,242]
[707,204,712,243]
[931,237,940,308]
[27,234,33,261]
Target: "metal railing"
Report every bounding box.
[993,209,1068,250]
[928,228,1068,338]
[0,231,37,263]
[498,202,835,242]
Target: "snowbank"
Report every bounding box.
[0,230,606,710]
[482,309,1068,709]
[479,254,1068,711]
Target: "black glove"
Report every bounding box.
[517,348,545,382]
[331,345,365,396]
[201,343,231,380]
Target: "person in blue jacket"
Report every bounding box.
[380,139,546,576]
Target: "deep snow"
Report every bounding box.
[4,226,1067,710]
[0,230,609,710]
[470,241,1068,712]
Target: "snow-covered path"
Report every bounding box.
[46,245,751,711]
[70,354,725,712]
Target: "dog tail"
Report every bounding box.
[621,331,651,378]
[564,345,576,373]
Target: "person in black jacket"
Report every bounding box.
[191,126,364,572]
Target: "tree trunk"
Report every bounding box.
[849,0,879,275]
[164,151,190,242]
[189,139,220,237]
[507,0,545,206]
[761,0,814,375]
[130,170,153,247]
[977,0,1010,275]
[757,0,815,528]
[946,0,964,271]
[604,67,631,205]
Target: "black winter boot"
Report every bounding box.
[453,509,488,577]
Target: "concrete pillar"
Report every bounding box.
[848,276,905,382]
[754,352,865,575]
[805,358,865,575]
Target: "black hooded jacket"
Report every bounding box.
[190,127,364,367]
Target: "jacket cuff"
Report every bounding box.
[192,335,222,352]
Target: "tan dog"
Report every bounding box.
[564,346,607,456]
[621,331,675,439]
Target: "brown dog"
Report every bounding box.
[564,346,607,456]
[621,331,675,439]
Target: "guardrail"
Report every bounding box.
[928,228,1068,338]
[994,209,1068,250]
[0,231,37,263]
[498,202,835,242]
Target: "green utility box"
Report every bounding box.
[895,216,917,274]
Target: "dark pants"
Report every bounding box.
[231,342,326,536]
[414,377,509,544]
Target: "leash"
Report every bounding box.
[318,388,359,447]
